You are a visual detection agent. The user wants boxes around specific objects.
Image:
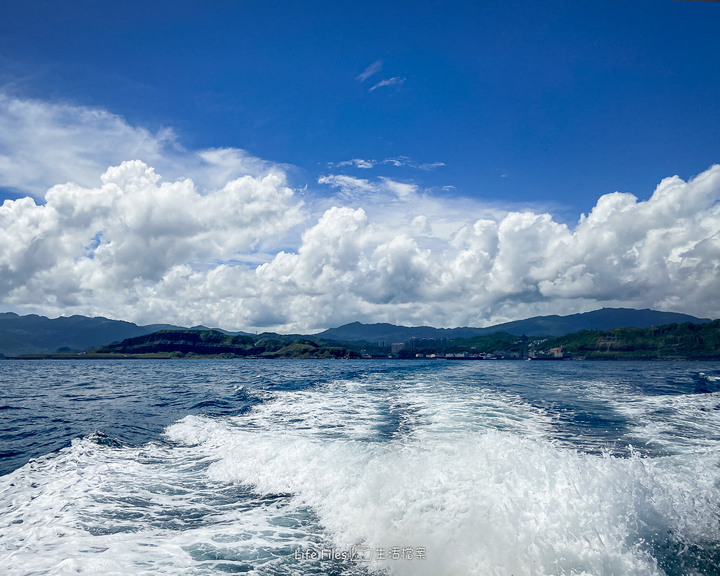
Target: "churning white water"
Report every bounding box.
[1,360,719,575]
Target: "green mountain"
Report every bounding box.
[15,321,720,361]
[0,313,184,357]
[316,322,481,344]
[391,332,527,359]
[534,320,720,360]
[0,308,713,358]
[317,308,710,343]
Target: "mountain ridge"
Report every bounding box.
[0,308,712,357]
[316,308,711,343]
[0,312,185,357]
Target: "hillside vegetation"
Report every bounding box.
[94,330,359,359]
[1,308,711,357]
[14,321,720,361]
[537,320,720,360]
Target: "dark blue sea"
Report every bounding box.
[1,359,720,575]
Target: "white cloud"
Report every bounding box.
[357,60,383,82]
[3,162,719,331]
[316,173,506,243]
[257,166,720,330]
[1,95,719,332]
[0,93,172,197]
[382,157,445,170]
[369,77,405,92]
[333,158,376,169]
[0,159,304,324]
[357,62,405,93]
[318,174,378,200]
[330,156,445,171]
[0,93,278,198]
[418,161,446,171]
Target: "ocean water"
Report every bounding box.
[1,359,720,576]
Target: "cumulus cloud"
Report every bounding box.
[0,160,303,324]
[4,157,719,332]
[1,95,719,331]
[316,173,505,243]
[254,166,720,329]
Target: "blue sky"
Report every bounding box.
[3,0,718,212]
[1,0,719,330]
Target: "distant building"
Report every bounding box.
[391,342,405,354]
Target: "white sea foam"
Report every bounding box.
[229,373,556,444]
[2,369,720,576]
[611,391,720,453]
[164,374,720,575]
[165,413,720,576]
[0,434,327,575]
